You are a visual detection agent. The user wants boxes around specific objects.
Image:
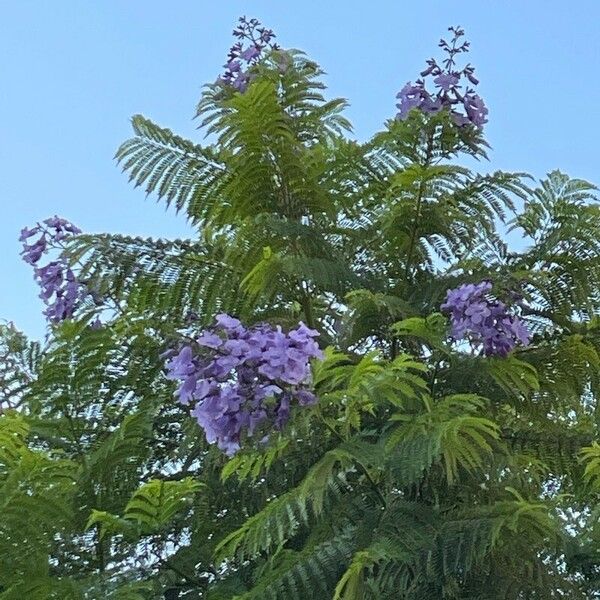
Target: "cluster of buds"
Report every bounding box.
[396,26,488,127]
[219,16,279,93]
[20,217,90,323]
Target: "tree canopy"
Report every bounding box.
[1,17,599,599]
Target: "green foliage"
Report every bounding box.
[387,394,500,484]
[3,28,600,600]
[87,478,203,538]
[581,442,600,489]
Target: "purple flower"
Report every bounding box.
[224,338,251,357]
[274,394,291,429]
[262,346,288,368]
[441,281,531,357]
[21,217,90,323]
[255,384,283,400]
[463,93,488,127]
[194,379,216,400]
[394,27,488,128]
[240,45,260,62]
[464,301,491,325]
[215,313,242,332]
[21,237,48,265]
[258,361,283,381]
[19,226,40,242]
[164,315,322,454]
[218,17,279,94]
[36,261,63,300]
[280,358,309,385]
[433,73,459,91]
[214,354,242,375]
[165,346,196,380]
[289,321,319,340]
[226,59,242,72]
[509,317,531,346]
[177,375,198,405]
[231,72,251,93]
[420,96,443,114]
[296,389,317,406]
[43,216,81,234]
[396,83,425,120]
[36,264,86,323]
[197,331,223,349]
[452,113,472,127]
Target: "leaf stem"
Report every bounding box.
[404,135,434,279]
[319,416,387,508]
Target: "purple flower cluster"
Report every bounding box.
[20,217,81,264]
[219,16,279,93]
[164,314,323,455]
[20,217,88,323]
[441,281,531,357]
[396,26,488,128]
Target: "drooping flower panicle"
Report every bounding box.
[20,217,89,324]
[396,26,488,128]
[219,16,279,93]
[164,315,322,455]
[441,281,531,357]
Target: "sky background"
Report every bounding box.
[2,1,600,339]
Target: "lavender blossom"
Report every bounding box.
[433,72,459,91]
[40,265,87,323]
[19,226,41,242]
[164,315,322,455]
[441,281,531,357]
[396,83,427,120]
[463,92,489,127]
[21,237,48,265]
[20,217,90,323]
[218,16,280,93]
[395,26,488,128]
[43,216,82,236]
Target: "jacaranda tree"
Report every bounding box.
[2,17,600,599]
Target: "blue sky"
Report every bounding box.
[2,1,599,339]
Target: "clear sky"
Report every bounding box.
[2,1,599,339]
